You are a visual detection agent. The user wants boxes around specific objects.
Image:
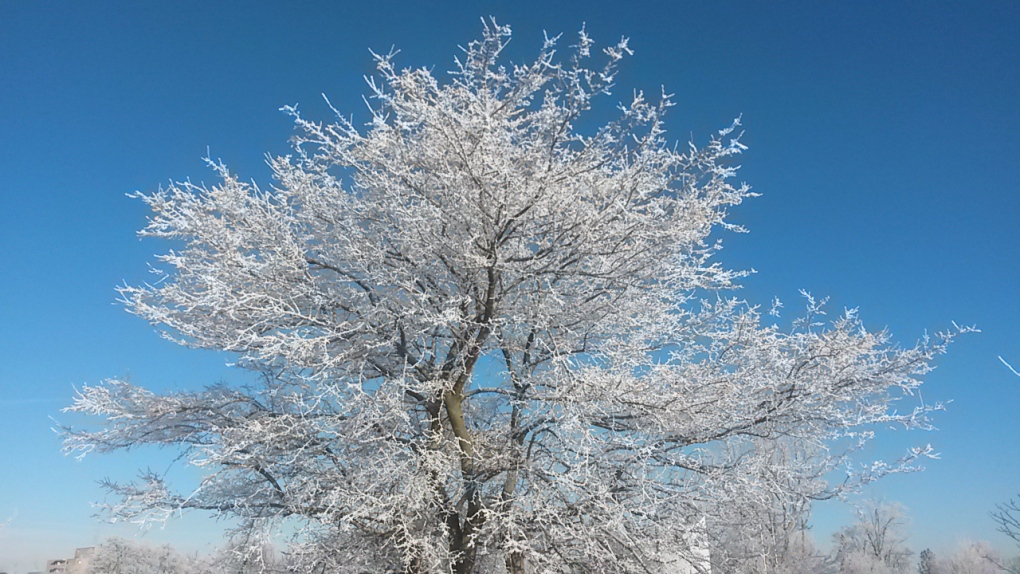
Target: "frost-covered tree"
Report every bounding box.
[832,501,913,574]
[940,541,1003,574]
[62,21,959,574]
[88,538,195,574]
[88,536,283,574]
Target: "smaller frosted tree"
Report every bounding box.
[88,537,283,574]
[941,541,1003,574]
[88,538,194,574]
[832,501,913,574]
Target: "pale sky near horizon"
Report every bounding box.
[1,1,1019,572]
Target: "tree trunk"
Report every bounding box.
[452,546,476,574]
[451,494,484,574]
[505,551,525,574]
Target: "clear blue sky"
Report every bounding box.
[1,1,1018,571]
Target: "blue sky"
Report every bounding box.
[1,1,1018,570]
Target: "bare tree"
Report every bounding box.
[989,497,1020,574]
[62,21,959,574]
[992,360,1020,573]
[993,497,1020,548]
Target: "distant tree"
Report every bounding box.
[940,541,1002,574]
[88,537,140,574]
[88,537,283,574]
[918,548,938,574]
[62,20,959,574]
[832,501,913,574]
[88,538,194,574]
[196,539,284,574]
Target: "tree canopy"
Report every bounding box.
[63,21,958,574]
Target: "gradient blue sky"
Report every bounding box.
[1,1,1018,571]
